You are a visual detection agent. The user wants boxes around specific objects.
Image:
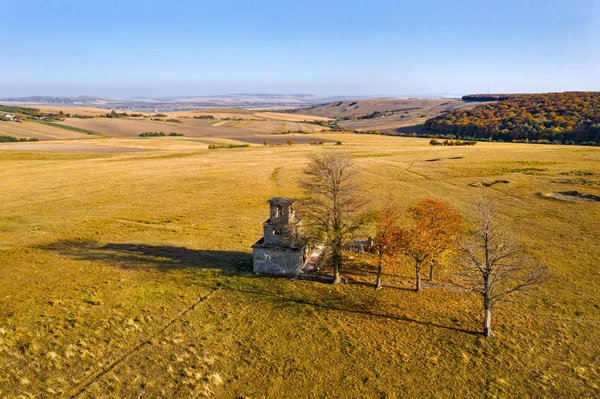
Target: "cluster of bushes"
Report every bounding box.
[69,114,95,119]
[103,110,148,119]
[65,111,145,119]
[0,135,39,142]
[273,130,308,135]
[166,118,181,123]
[104,110,132,118]
[0,104,64,121]
[353,129,383,135]
[208,143,250,149]
[138,132,184,137]
[222,117,249,121]
[193,115,215,120]
[304,120,331,127]
[425,92,600,144]
[429,139,476,146]
[0,104,41,117]
[309,141,325,145]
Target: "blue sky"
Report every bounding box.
[0,0,598,97]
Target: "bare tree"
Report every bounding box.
[299,152,366,284]
[457,201,549,337]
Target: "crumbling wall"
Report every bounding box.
[253,247,304,276]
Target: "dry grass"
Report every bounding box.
[24,105,111,117]
[0,136,599,397]
[175,109,331,122]
[253,111,331,122]
[0,114,330,143]
[0,121,102,141]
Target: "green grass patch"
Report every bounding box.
[32,120,103,136]
[561,169,598,177]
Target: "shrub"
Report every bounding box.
[139,132,166,137]
[208,144,250,149]
[0,135,39,142]
[336,141,343,146]
[287,139,294,146]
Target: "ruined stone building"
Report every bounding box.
[252,197,307,276]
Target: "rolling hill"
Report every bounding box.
[291,98,478,133]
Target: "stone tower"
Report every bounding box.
[252,197,306,276]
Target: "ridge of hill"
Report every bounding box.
[292,98,471,120]
[289,98,478,134]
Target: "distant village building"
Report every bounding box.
[252,197,307,276]
[349,237,374,254]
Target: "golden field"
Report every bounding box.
[0,134,599,398]
[0,110,332,145]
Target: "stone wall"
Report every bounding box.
[253,246,304,276]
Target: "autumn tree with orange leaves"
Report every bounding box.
[372,198,402,290]
[399,198,462,292]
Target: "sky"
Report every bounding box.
[0,0,599,97]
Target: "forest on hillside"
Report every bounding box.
[424,92,600,144]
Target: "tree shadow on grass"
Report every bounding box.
[394,124,425,134]
[39,240,253,273]
[339,259,417,290]
[224,286,479,336]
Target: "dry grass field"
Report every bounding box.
[184,109,331,122]
[0,134,599,398]
[0,110,331,145]
[0,121,103,141]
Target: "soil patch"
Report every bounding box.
[543,191,600,202]
[469,180,510,188]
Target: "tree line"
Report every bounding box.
[424,92,600,145]
[299,153,549,337]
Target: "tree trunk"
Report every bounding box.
[483,305,492,337]
[375,254,383,290]
[333,265,342,284]
[429,262,434,282]
[415,262,422,292]
[332,245,343,284]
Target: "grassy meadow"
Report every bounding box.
[0,134,599,398]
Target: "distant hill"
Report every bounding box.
[424,92,600,144]
[0,94,344,112]
[291,98,472,120]
[1,95,106,105]
[289,98,478,133]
